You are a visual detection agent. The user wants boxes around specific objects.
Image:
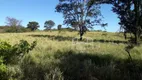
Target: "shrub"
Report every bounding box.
[0,40,37,64]
[0,57,7,80]
[5,27,31,33]
[0,40,37,80]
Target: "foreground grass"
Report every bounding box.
[1,31,142,80]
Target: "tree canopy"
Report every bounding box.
[5,17,22,27]
[56,0,104,40]
[27,21,39,31]
[57,24,62,30]
[44,20,55,30]
[112,0,142,44]
[89,0,142,44]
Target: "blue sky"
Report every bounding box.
[0,0,119,32]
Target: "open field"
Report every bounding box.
[0,31,141,59]
[1,31,142,80]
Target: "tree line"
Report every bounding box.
[0,17,59,32]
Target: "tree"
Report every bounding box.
[27,21,40,31]
[5,17,22,27]
[99,0,142,44]
[57,24,62,33]
[111,0,142,44]
[56,0,104,40]
[5,17,23,32]
[89,0,142,44]
[57,24,62,30]
[44,20,55,31]
[71,22,79,30]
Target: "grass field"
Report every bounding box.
[0,31,141,59]
[1,31,142,80]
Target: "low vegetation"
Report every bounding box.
[0,26,31,33]
[0,31,142,80]
[0,39,36,80]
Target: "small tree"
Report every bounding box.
[57,24,62,33]
[27,21,40,31]
[57,24,62,30]
[5,17,22,27]
[5,17,23,32]
[44,20,55,31]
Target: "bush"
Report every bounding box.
[0,40,37,64]
[0,26,31,33]
[0,40,37,80]
[0,57,7,80]
[5,27,31,33]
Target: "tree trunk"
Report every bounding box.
[124,31,127,39]
[80,31,84,41]
[134,32,140,45]
[79,25,84,41]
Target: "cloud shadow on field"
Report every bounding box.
[28,34,128,44]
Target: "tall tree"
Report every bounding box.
[89,0,142,44]
[44,20,55,30]
[56,0,103,40]
[111,0,142,44]
[27,21,39,31]
[5,17,22,27]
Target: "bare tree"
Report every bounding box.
[5,17,22,27]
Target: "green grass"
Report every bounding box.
[1,31,142,80]
[0,31,141,59]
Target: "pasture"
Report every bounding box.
[0,31,141,59]
[1,31,142,80]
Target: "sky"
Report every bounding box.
[0,0,120,32]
